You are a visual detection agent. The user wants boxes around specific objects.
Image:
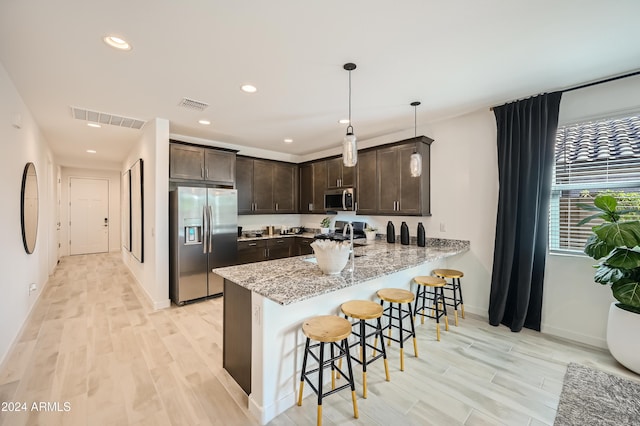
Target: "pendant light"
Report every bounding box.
[342,63,357,167]
[409,101,422,177]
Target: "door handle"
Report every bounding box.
[208,205,213,253]
[202,205,208,253]
[342,189,347,210]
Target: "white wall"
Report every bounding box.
[59,167,122,256]
[0,62,56,365]
[121,118,171,309]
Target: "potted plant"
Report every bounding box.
[364,225,377,241]
[578,194,640,374]
[320,217,331,234]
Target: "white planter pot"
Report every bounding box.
[607,302,640,375]
[365,230,376,241]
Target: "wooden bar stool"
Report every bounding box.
[376,288,418,372]
[413,276,449,341]
[433,268,465,326]
[340,300,390,398]
[298,315,358,426]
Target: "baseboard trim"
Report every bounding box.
[541,324,607,349]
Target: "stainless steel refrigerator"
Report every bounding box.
[169,186,238,305]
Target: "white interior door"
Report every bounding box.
[69,177,109,255]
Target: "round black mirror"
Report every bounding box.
[21,162,38,254]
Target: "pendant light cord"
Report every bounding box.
[347,69,352,133]
[414,103,417,137]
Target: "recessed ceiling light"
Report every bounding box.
[86,150,97,154]
[284,138,293,143]
[87,122,101,128]
[240,84,257,93]
[103,35,132,51]
[338,119,350,124]
[198,119,211,125]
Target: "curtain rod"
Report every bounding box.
[490,69,640,110]
[562,69,640,93]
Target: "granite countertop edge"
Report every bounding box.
[213,238,470,306]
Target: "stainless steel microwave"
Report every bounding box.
[324,188,355,211]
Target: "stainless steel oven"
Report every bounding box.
[324,188,355,211]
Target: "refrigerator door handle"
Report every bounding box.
[208,205,214,253]
[202,205,208,254]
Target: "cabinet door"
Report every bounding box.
[236,157,254,214]
[205,149,236,184]
[312,161,327,213]
[253,160,275,213]
[267,238,293,260]
[296,237,314,255]
[397,143,422,214]
[356,150,377,214]
[237,240,268,264]
[342,162,356,187]
[326,158,342,189]
[170,144,204,180]
[377,146,400,214]
[299,164,313,213]
[273,163,296,213]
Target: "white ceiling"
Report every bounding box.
[1,0,639,169]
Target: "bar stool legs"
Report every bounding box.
[339,300,390,399]
[433,269,465,326]
[413,276,449,341]
[298,315,358,426]
[376,288,418,372]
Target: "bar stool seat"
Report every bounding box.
[433,268,465,326]
[413,276,449,341]
[377,288,417,372]
[298,315,358,426]
[340,300,390,398]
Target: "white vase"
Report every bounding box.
[607,302,640,375]
[320,227,330,234]
[310,240,350,275]
[365,230,376,241]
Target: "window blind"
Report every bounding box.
[549,115,640,253]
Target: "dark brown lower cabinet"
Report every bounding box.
[237,240,268,264]
[223,279,251,395]
[267,238,294,259]
[296,237,314,255]
[236,237,296,264]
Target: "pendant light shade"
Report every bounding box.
[343,127,357,167]
[410,101,422,177]
[343,63,357,167]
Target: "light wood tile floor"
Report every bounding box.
[0,253,637,426]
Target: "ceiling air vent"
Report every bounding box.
[178,97,209,111]
[70,106,146,130]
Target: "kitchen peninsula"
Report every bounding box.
[212,237,469,425]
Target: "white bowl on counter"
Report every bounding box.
[310,240,351,275]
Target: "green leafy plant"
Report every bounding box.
[365,225,377,232]
[578,194,640,314]
[320,217,331,228]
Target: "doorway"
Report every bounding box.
[69,177,109,255]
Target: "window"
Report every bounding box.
[549,114,640,253]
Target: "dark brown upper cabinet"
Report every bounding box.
[236,157,297,214]
[169,142,236,185]
[374,136,432,216]
[326,157,356,189]
[299,161,327,213]
[355,149,377,214]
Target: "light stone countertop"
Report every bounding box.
[213,237,470,305]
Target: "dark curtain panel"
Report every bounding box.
[489,92,562,332]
